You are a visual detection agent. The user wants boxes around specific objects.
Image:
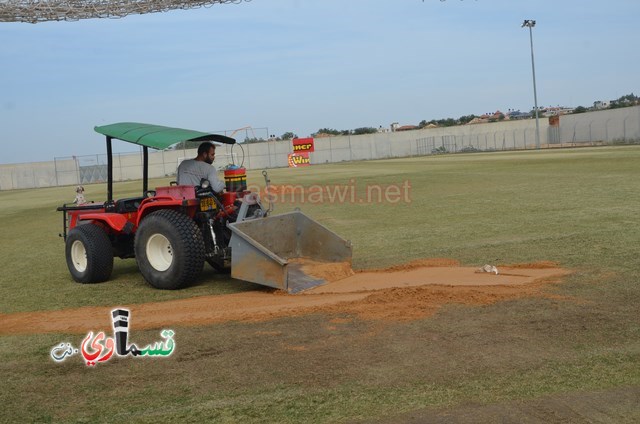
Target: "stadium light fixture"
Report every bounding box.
[522,19,540,149]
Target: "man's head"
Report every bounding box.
[197,142,216,165]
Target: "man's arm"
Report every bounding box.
[208,167,226,193]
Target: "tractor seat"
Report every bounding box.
[114,197,145,213]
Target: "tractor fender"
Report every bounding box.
[78,213,133,234]
[136,199,198,226]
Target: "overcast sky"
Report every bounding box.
[1,0,638,164]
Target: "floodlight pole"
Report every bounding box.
[522,19,540,150]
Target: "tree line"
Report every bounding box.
[173,92,638,147]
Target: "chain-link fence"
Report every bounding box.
[415,128,539,155]
[1,107,639,191]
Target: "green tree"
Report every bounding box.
[243,137,267,144]
[280,132,296,140]
[312,128,342,136]
[610,93,639,109]
[458,114,477,125]
[419,119,438,128]
[437,118,457,127]
[573,106,588,114]
[352,127,378,135]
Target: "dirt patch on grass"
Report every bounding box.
[363,258,461,272]
[499,261,560,269]
[0,259,571,335]
[304,264,567,294]
[319,277,570,322]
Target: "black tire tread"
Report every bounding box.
[65,223,114,284]
[135,209,205,289]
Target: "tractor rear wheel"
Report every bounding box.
[134,209,205,290]
[65,223,114,283]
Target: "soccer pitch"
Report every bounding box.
[1,146,639,422]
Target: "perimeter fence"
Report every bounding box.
[1,106,638,190]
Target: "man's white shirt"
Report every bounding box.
[177,159,225,192]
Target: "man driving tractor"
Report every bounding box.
[58,122,351,292]
[176,142,225,192]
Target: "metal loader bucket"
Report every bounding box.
[228,211,352,293]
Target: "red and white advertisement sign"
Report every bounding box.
[292,137,315,153]
[288,152,311,167]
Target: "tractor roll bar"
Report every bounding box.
[143,146,148,194]
[106,136,149,201]
[107,136,113,202]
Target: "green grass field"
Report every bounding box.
[1,146,640,422]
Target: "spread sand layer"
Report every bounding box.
[0,259,571,335]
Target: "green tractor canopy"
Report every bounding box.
[94,122,236,201]
[94,122,236,150]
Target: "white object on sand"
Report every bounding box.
[479,264,499,275]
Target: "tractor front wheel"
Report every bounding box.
[65,223,114,283]
[135,209,205,289]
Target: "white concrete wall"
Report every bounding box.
[1,107,638,190]
[0,161,58,190]
[558,105,640,143]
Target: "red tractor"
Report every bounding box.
[58,123,351,293]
